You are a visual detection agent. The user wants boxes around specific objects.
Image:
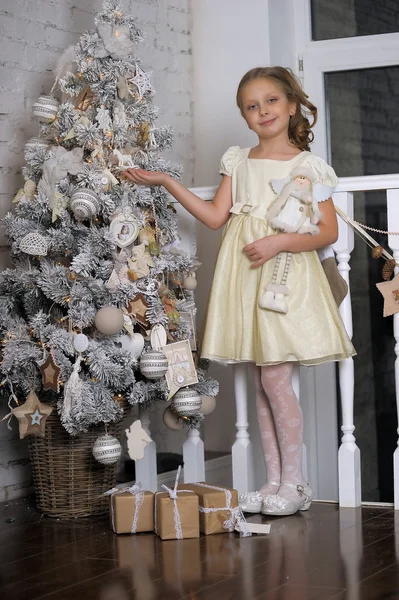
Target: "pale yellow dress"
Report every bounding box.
[201,146,356,366]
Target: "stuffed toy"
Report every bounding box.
[259,166,337,313]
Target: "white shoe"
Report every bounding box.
[238,491,263,513]
[261,482,313,516]
[239,481,280,513]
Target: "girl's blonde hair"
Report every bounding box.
[236,66,317,152]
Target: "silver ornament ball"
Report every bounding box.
[32,95,59,123]
[95,306,125,336]
[171,387,202,417]
[71,188,100,220]
[140,349,169,380]
[24,137,51,153]
[163,406,184,431]
[92,434,122,465]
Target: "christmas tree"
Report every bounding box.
[0,0,218,458]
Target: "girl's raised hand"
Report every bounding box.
[123,168,168,186]
[243,235,285,269]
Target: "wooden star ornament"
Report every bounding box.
[40,349,61,392]
[376,272,399,317]
[12,391,53,439]
[127,293,149,326]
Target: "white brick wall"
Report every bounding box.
[0,0,194,247]
[0,0,193,501]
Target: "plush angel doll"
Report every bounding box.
[259,166,335,314]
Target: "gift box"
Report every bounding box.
[155,466,200,540]
[106,484,155,534]
[178,482,241,535]
[155,490,199,540]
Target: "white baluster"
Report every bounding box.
[183,428,205,483]
[333,191,361,507]
[232,363,254,494]
[134,409,157,492]
[387,189,399,510]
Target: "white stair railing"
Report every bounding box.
[135,408,158,492]
[333,190,360,507]
[387,188,399,510]
[191,176,399,506]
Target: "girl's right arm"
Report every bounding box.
[123,168,233,230]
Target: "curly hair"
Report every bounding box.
[236,66,317,152]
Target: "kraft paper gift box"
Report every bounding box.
[155,490,199,540]
[106,484,154,534]
[178,482,241,535]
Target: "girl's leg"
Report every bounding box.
[250,364,281,496]
[260,363,307,503]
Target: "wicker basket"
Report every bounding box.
[28,406,129,519]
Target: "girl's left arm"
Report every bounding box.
[244,198,338,269]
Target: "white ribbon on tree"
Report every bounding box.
[104,482,144,533]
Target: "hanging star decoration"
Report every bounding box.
[129,65,154,98]
[40,349,61,392]
[376,272,399,317]
[12,390,53,439]
[127,293,149,326]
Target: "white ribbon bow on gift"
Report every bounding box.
[194,482,251,537]
[104,482,144,533]
[155,465,194,540]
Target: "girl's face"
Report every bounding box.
[240,77,296,141]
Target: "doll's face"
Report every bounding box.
[294,175,311,188]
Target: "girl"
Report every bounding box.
[124,66,355,516]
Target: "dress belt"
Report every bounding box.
[229,202,268,220]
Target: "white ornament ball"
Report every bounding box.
[183,275,197,291]
[163,406,184,431]
[19,232,48,256]
[95,306,125,336]
[92,434,122,465]
[200,395,217,416]
[171,387,202,417]
[140,349,169,380]
[32,95,59,123]
[24,137,51,153]
[71,188,100,220]
[73,333,89,353]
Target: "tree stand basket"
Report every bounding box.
[28,408,128,519]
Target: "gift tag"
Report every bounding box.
[125,419,152,460]
[150,324,167,351]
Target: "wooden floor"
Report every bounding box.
[1,497,399,599]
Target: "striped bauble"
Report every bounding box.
[171,387,202,417]
[140,349,169,380]
[32,95,59,123]
[92,434,122,465]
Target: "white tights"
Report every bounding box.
[251,363,306,502]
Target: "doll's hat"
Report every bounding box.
[290,165,315,181]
